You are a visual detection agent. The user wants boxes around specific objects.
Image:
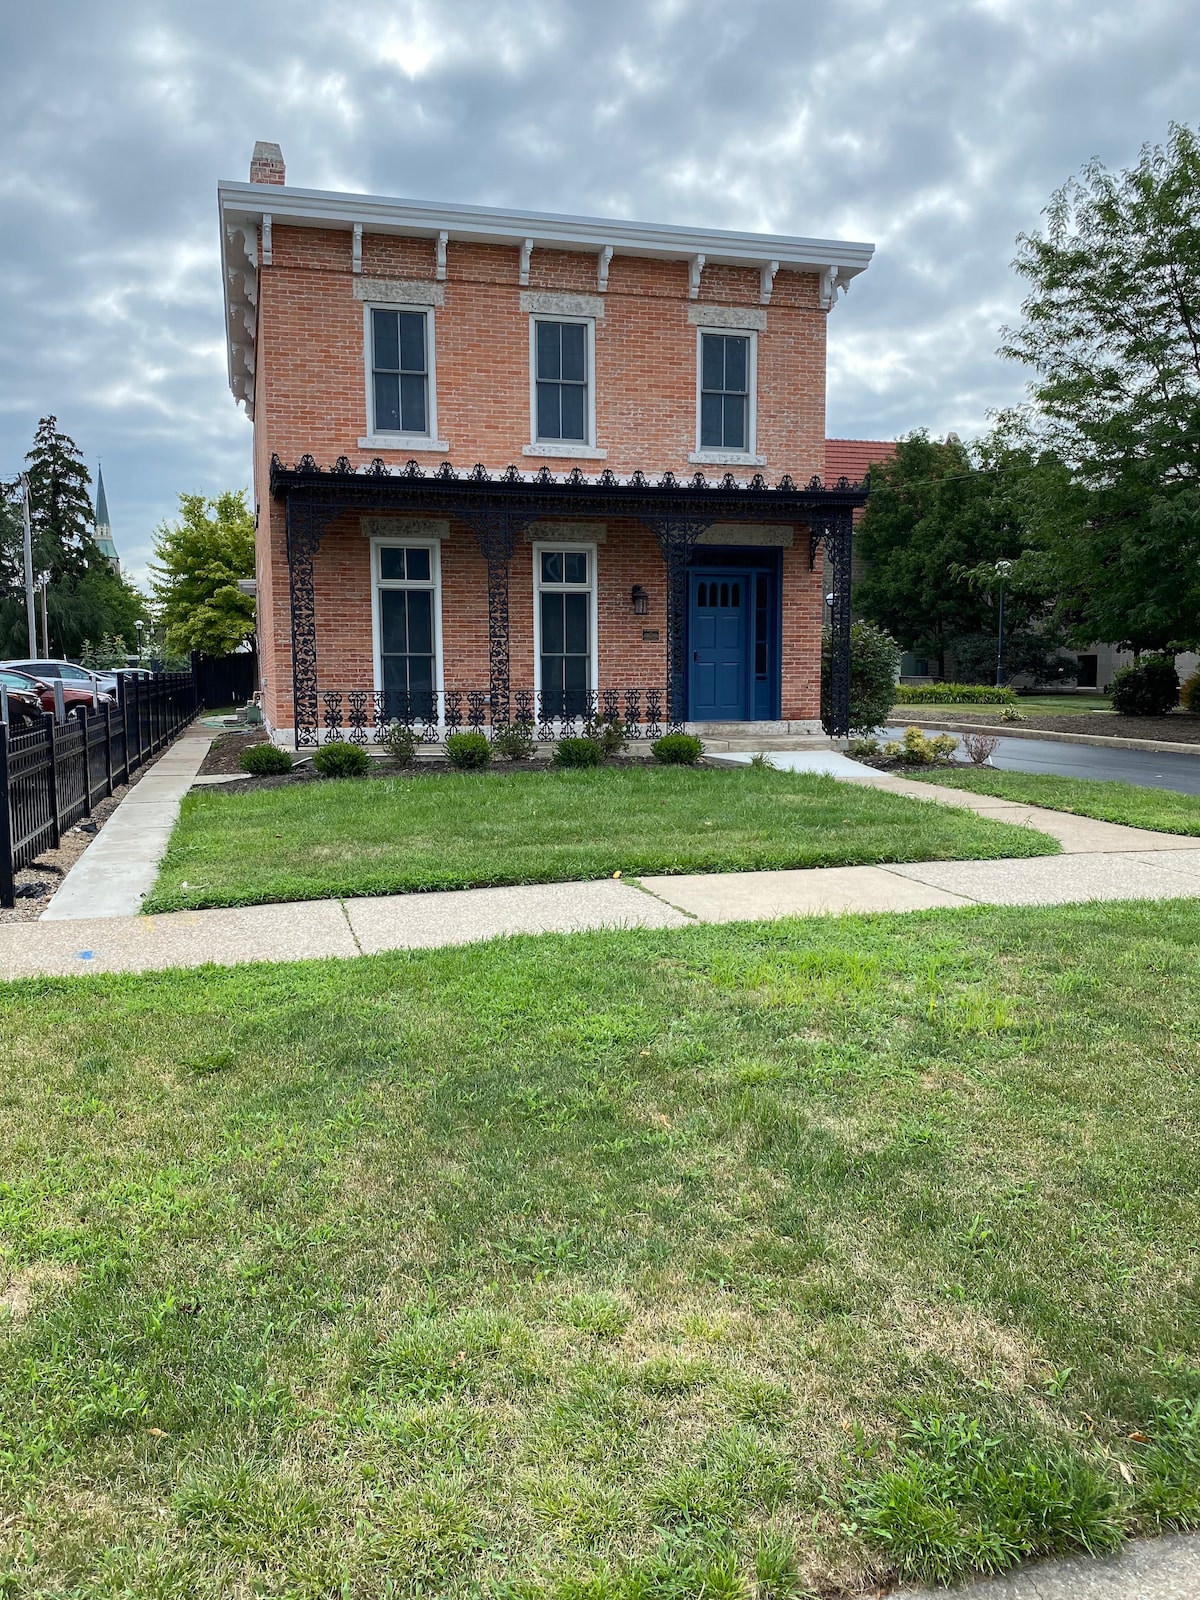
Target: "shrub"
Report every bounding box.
[652,732,703,765]
[895,682,1018,706]
[848,736,881,757]
[1000,704,1024,723]
[822,620,901,733]
[554,735,603,768]
[1182,671,1200,714]
[962,731,1000,764]
[1109,654,1180,716]
[492,720,537,761]
[379,721,418,765]
[444,731,491,770]
[238,742,293,776]
[882,726,959,765]
[583,715,628,757]
[313,739,371,778]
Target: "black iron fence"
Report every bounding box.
[0,671,199,907]
[315,686,684,746]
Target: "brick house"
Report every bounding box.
[219,144,874,748]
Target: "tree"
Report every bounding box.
[149,490,256,657]
[1000,123,1200,651]
[0,418,148,659]
[853,431,1060,679]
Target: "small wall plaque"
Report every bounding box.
[642,628,660,642]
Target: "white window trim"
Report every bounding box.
[370,536,444,713]
[360,302,449,451]
[690,326,763,466]
[526,315,606,459]
[532,540,599,705]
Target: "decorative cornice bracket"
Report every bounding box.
[435,230,448,281]
[351,222,362,274]
[518,237,534,287]
[597,245,614,293]
[261,213,273,267]
[819,265,845,310]
[760,260,779,305]
[688,253,705,300]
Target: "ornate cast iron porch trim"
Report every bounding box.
[270,456,867,747]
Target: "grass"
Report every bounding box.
[143,766,1058,912]
[891,695,1113,719]
[909,766,1200,836]
[2,901,1200,1595]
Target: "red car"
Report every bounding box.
[0,667,113,722]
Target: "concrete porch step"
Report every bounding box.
[686,720,823,738]
[701,736,839,752]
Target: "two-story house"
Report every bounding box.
[219,143,873,748]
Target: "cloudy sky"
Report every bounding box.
[2,0,1197,585]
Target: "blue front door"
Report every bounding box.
[689,572,749,720]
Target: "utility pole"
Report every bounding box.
[19,473,36,656]
[994,559,1013,689]
[40,583,49,658]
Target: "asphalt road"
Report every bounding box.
[923,731,1200,794]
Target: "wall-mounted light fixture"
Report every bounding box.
[631,585,649,616]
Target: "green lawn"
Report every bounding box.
[145,766,1057,913]
[2,903,1199,1596]
[892,696,1112,719]
[910,766,1200,835]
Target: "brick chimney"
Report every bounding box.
[249,141,285,185]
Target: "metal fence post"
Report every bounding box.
[43,713,61,846]
[0,723,14,909]
[103,700,113,797]
[78,707,91,817]
[53,680,66,724]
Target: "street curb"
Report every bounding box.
[887,719,1200,757]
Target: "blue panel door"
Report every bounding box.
[689,573,749,720]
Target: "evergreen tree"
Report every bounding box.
[149,490,256,657]
[1000,124,1200,651]
[24,415,96,585]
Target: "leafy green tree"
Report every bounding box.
[149,491,256,657]
[1000,123,1200,651]
[853,431,1057,678]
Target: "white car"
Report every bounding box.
[1,658,119,696]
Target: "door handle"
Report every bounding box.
[693,651,699,662]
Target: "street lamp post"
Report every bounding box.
[135,618,145,665]
[994,560,1013,689]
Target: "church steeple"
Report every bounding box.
[92,464,120,573]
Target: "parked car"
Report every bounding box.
[0,669,46,726]
[1,658,118,696]
[0,667,114,717]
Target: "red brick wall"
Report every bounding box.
[252,227,828,729]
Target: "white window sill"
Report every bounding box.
[522,443,608,460]
[358,436,450,452]
[688,449,766,467]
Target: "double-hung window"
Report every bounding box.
[374,542,439,721]
[534,320,590,444]
[699,332,751,452]
[535,545,595,718]
[371,308,431,437]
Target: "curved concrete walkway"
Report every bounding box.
[899,1531,1200,1599]
[5,745,1199,979]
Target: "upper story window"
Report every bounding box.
[533,319,591,446]
[372,308,429,435]
[699,332,751,452]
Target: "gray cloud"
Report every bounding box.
[2,0,1197,583]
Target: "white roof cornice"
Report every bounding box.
[218,179,874,415]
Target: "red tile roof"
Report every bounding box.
[824,438,896,482]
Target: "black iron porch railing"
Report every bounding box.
[316,687,682,745]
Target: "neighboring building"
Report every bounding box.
[92,465,120,574]
[219,143,874,747]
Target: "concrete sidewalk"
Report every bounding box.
[899,1531,1200,1599]
[40,723,215,920]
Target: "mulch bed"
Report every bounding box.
[890,711,1200,744]
[197,730,270,775]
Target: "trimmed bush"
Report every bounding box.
[895,682,1017,706]
[1109,655,1180,717]
[822,620,901,733]
[444,731,491,770]
[492,720,537,761]
[554,736,603,768]
[881,726,959,765]
[1182,671,1200,714]
[379,722,418,765]
[238,742,293,776]
[313,740,371,778]
[652,732,703,765]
